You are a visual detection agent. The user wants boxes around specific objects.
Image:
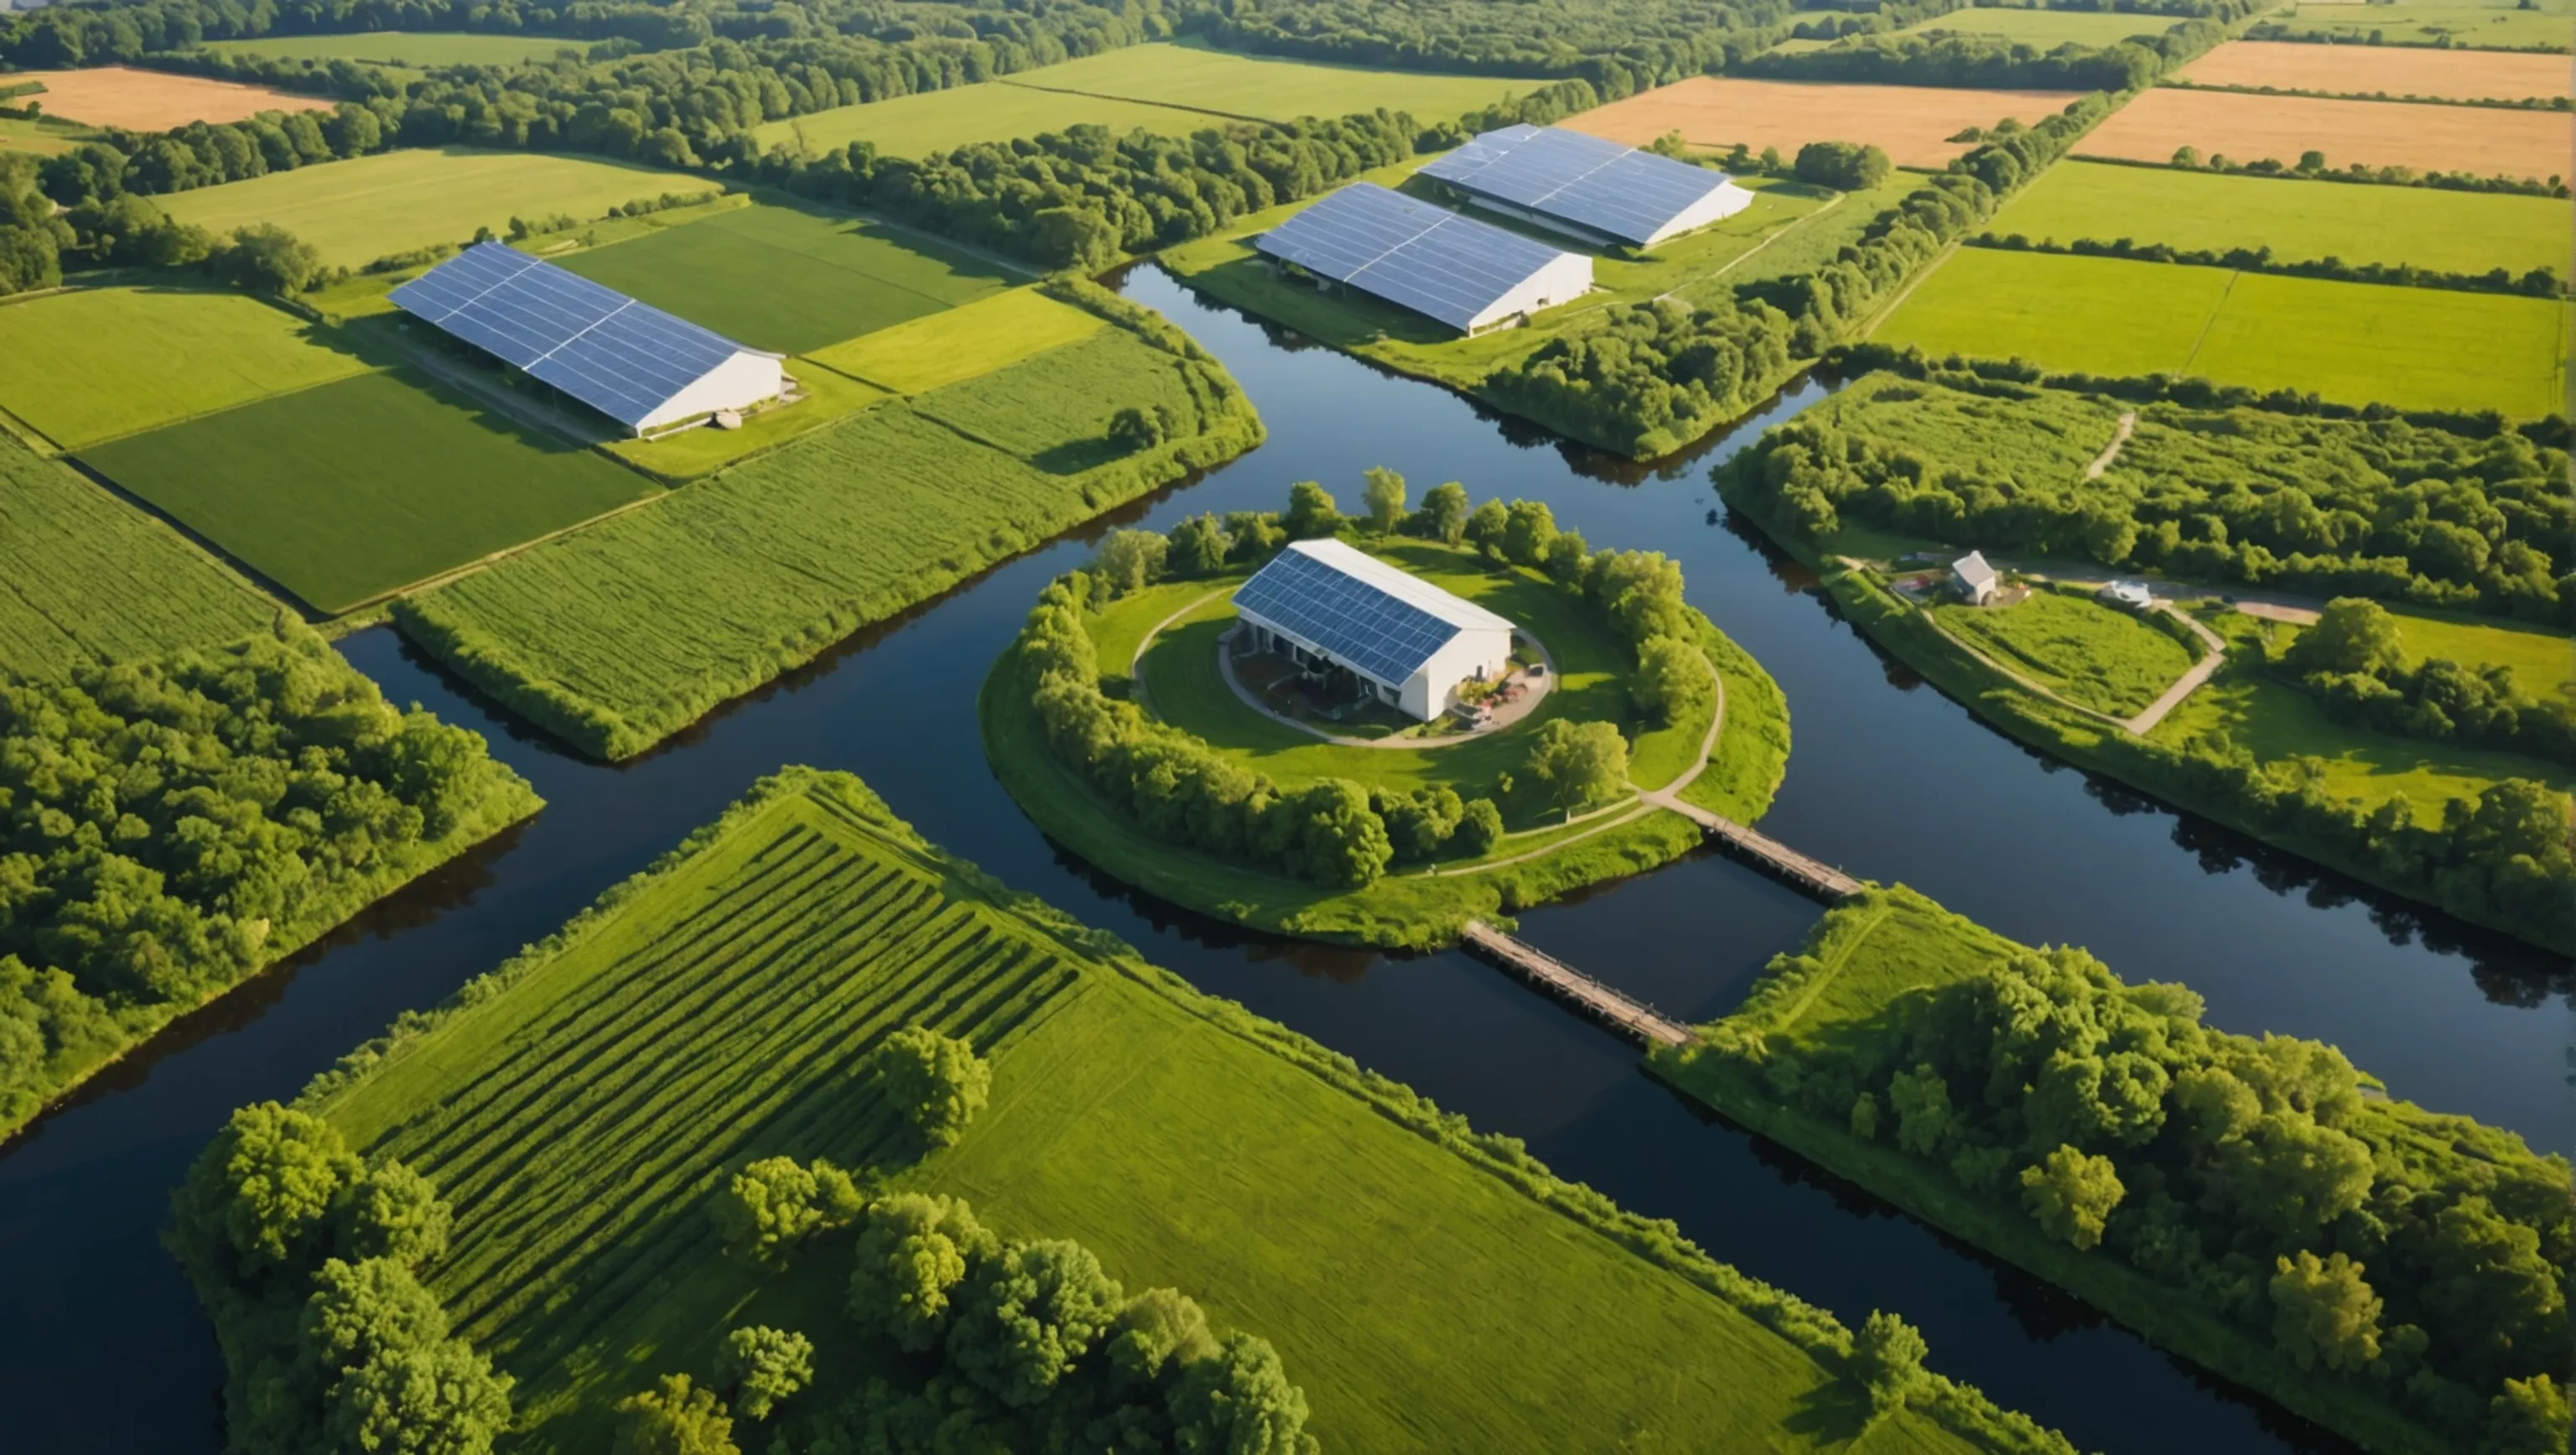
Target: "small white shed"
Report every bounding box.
[1951,552,2000,605]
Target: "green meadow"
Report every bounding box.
[0,286,370,448]
[2262,0,2573,49]
[805,286,1104,393]
[200,30,589,66]
[756,85,1216,160]
[1877,248,2567,416]
[1933,589,2198,719]
[308,768,2033,1453]
[1987,160,2573,277]
[80,369,652,613]
[1899,7,2181,44]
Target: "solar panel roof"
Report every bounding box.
[388,242,754,428]
[1234,540,1509,685]
[1251,182,1576,332]
[1420,124,1736,247]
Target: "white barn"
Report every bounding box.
[1233,539,1516,721]
[1420,124,1756,250]
[1951,551,2001,605]
[1253,182,1592,336]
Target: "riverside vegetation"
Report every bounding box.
[1656,885,2571,1455]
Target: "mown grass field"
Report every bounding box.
[0,286,371,449]
[1876,248,2568,416]
[1933,590,2198,718]
[80,370,653,613]
[0,112,101,155]
[2383,606,2576,699]
[549,200,1013,354]
[805,287,1104,393]
[995,38,1528,120]
[2261,0,2572,50]
[200,30,591,66]
[1986,160,2571,277]
[394,321,1264,758]
[0,433,278,681]
[313,770,1986,1453]
[157,147,716,267]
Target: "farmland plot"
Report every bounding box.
[994,39,1528,121]
[2176,39,2573,101]
[909,327,1204,467]
[806,287,1104,394]
[201,31,591,67]
[2075,87,2569,179]
[1566,77,2090,169]
[4,65,328,128]
[0,286,370,449]
[2261,0,2573,51]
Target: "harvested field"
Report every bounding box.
[5,65,329,129]
[2077,87,2569,179]
[0,285,371,449]
[2177,39,2573,100]
[1566,77,2090,169]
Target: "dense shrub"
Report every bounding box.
[860,1026,993,1151]
[2281,600,2576,760]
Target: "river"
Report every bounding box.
[3,264,2565,1455]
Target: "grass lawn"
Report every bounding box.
[80,369,654,613]
[996,37,1530,121]
[1876,248,2568,417]
[2261,0,2573,49]
[548,199,1014,354]
[1932,589,2198,718]
[309,769,2021,1454]
[0,285,371,449]
[1986,160,2571,278]
[2381,605,2576,699]
[200,31,590,65]
[805,286,1104,394]
[1897,6,2183,43]
[156,147,716,267]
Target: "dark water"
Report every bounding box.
[3,264,2565,1455]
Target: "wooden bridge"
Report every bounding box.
[1457,922,1693,1047]
[1648,796,1864,902]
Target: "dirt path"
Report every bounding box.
[2084,411,2137,481]
[2122,605,2229,734]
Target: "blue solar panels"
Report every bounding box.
[1252,182,1579,332]
[1233,544,1466,685]
[389,242,756,429]
[1421,124,1737,247]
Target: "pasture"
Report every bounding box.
[754,84,1214,159]
[1932,589,2197,718]
[156,147,716,268]
[1986,159,2572,276]
[1898,6,2181,44]
[1876,248,2567,416]
[314,769,2001,1454]
[80,369,653,613]
[550,200,1011,354]
[0,112,101,155]
[1567,77,2090,169]
[201,31,590,67]
[2386,608,2576,699]
[2176,38,2573,101]
[2,65,328,129]
[0,285,370,449]
[806,286,1104,394]
[2262,0,2573,50]
[991,38,1527,121]
[2075,87,2568,179]
[0,434,275,682]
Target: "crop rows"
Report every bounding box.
[907,327,1213,466]
[377,805,1081,1371]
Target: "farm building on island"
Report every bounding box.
[1420,123,1754,250]
[1233,539,1516,722]
[388,242,784,436]
[1253,182,1593,336]
[1952,552,2000,605]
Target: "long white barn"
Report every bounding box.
[1253,182,1592,336]
[1233,538,1516,721]
[1421,123,1755,250]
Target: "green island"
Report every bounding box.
[981,477,1791,947]
[171,767,2077,1454]
[1651,883,2573,1455]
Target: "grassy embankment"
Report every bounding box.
[980,538,1792,947]
[393,282,1266,760]
[1649,883,2564,1455]
[295,767,2065,1455]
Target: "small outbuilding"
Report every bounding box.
[1951,551,2001,605]
[2098,579,2154,611]
[1233,539,1516,721]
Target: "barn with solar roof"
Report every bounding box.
[1420,124,1754,250]
[388,242,786,436]
[1233,538,1517,721]
[1252,182,1592,336]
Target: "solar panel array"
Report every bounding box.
[1234,545,1465,685]
[1252,182,1575,332]
[388,242,752,429]
[1421,124,1733,247]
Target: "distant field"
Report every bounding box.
[998,39,1527,120]
[1568,77,2089,169]
[0,433,275,682]
[1987,160,2571,276]
[550,200,1011,354]
[2261,0,2573,50]
[0,112,101,154]
[157,147,714,267]
[2076,87,2568,179]
[1877,248,2568,416]
[0,286,371,449]
[5,65,328,128]
[2177,38,2573,100]
[2386,607,2576,699]
[80,370,653,612]
[1898,6,2179,44]
[202,30,589,67]
[807,286,1104,393]
[757,85,1215,159]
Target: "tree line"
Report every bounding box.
[2120,148,2569,199]
[1717,915,2572,1453]
[1741,1,2259,91]
[1971,230,2566,300]
[1183,0,1797,99]
[2279,599,2576,764]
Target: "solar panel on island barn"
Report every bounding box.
[1233,538,1510,685]
[1420,123,1753,248]
[389,242,781,433]
[1251,182,1592,334]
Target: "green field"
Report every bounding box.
[1987,160,2573,277]
[806,287,1104,393]
[756,84,1219,160]
[0,286,371,449]
[305,768,2023,1453]
[2383,606,2576,699]
[80,370,655,613]
[0,112,101,155]
[2261,0,2573,49]
[0,433,278,681]
[1899,7,2182,44]
[157,147,715,267]
[1933,588,2198,718]
[393,315,1265,758]
[200,30,589,66]
[548,200,1014,354]
[1877,248,2568,416]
